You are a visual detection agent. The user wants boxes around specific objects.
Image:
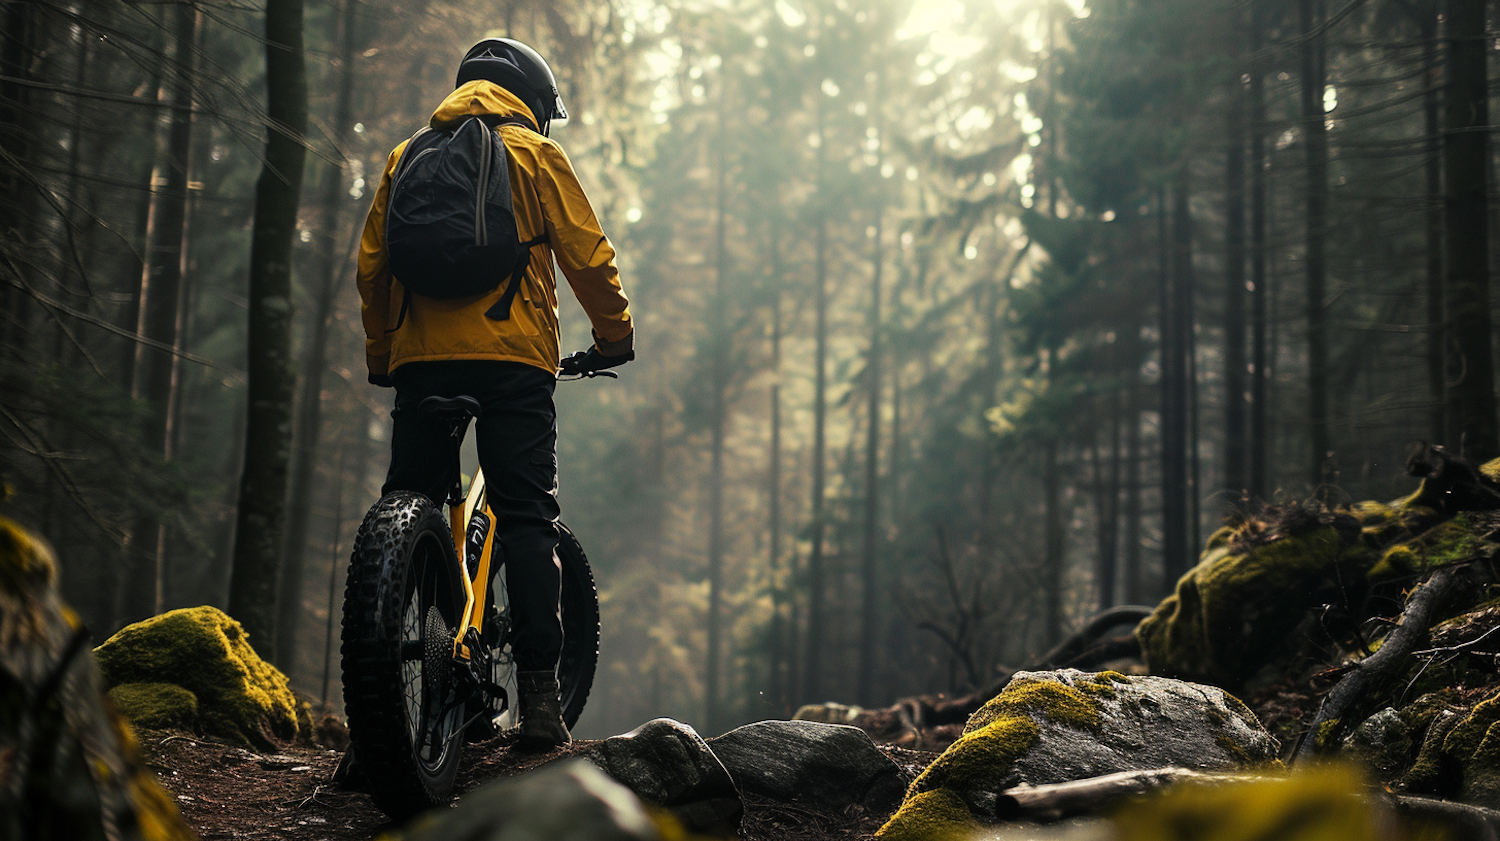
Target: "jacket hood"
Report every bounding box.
[430,80,539,131]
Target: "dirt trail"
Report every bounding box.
[142,729,929,840]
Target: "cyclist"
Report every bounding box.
[356,37,633,750]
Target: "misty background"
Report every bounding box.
[1,0,1487,739]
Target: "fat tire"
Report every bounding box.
[341,492,466,820]
[467,522,599,737]
[556,523,599,727]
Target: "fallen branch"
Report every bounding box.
[1027,605,1154,671]
[1057,634,1142,670]
[1412,623,1500,657]
[989,768,1500,839]
[990,767,1269,821]
[1295,564,1466,764]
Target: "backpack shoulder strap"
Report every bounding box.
[389,126,434,185]
[483,234,550,322]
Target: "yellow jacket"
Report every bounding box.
[358,81,633,378]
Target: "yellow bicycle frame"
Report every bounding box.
[448,469,498,661]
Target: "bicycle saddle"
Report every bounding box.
[418,395,482,419]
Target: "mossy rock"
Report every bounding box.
[94,606,297,749]
[1339,708,1415,778]
[1136,522,1375,688]
[0,514,196,841]
[1399,696,1467,794]
[875,670,1277,839]
[108,683,199,731]
[1442,688,1500,807]
[1368,517,1492,581]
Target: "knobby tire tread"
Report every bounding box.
[557,523,600,727]
[341,492,461,820]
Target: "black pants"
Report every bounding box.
[384,360,561,672]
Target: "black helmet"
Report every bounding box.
[455,38,568,135]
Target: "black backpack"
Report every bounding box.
[384,114,547,323]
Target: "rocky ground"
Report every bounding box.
[140,728,937,841]
[13,444,1500,840]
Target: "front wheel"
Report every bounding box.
[341,492,467,820]
[469,522,599,737]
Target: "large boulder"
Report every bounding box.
[876,669,1278,840]
[0,514,195,841]
[1138,491,1500,692]
[1136,507,1378,688]
[708,719,909,814]
[585,717,742,834]
[398,759,663,841]
[94,605,298,749]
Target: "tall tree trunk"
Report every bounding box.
[704,93,730,732]
[229,0,308,656]
[858,178,883,704]
[1159,185,1191,590]
[1223,14,1249,500]
[803,98,829,705]
[1123,394,1143,604]
[1043,432,1065,643]
[1300,0,1331,488]
[122,3,200,624]
[1442,0,1498,460]
[278,0,359,670]
[0,0,39,359]
[1249,0,1271,501]
[1421,11,1445,443]
[767,222,786,712]
[1091,408,1121,610]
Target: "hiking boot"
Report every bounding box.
[516,670,570,751]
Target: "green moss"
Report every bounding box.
[1113,765,1388,841]
[1399,691,1459,733]
[1461,722,1500,806]
[1441,688,1500,766]
[1215,732,1253,764]
[1316,718,1343,750]
[964,677,1102,734]
[94,606,297,748]
[0,516,58,650]
[1137,525,1374,687]
[1204,525,1237,551]
[1353,500,1396,527]
[109,682,198,731]
[1479,458,1500,483]
[1369,544,1420,579]
[911,715,1041,797]
[874,788,980,841]
[1401,707,1464,793]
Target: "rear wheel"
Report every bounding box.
[467,522,599,737]
[342,492,467,820]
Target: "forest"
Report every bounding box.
[1,0,1497,752]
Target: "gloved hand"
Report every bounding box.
[369,372,394,388]
[559,346,634,377]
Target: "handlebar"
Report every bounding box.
[557,347,626,380]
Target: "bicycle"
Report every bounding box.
[340,360,614,819]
